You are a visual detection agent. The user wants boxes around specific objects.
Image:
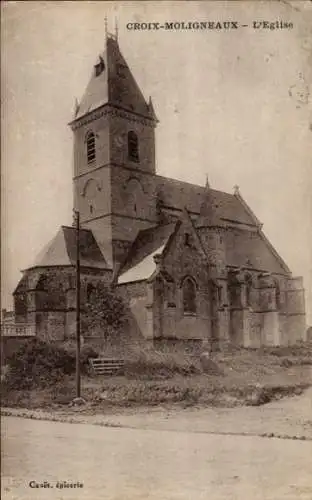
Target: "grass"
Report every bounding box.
[2,341,311,410]
[123,347,202,379]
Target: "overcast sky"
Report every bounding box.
[2,1,312,324]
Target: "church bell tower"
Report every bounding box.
[69,33,158,268]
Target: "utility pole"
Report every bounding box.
[74,209,81,398]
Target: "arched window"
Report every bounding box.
[15,293,27,316]
[86,283,94,302]
[124,177,145,216]
[228,273,241,308]
[37,274,48,291]
[275,281,281,310]
[94,56,105,77]
[86,132,96,164]
[245,274,253,307]
[182,277,196,315]
[128,131,139,162]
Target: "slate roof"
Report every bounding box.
[72,36,156,122]
[117,179,290,283]
[225,229,290,275]
[156,176,256,226]
[118,245,166,284]
[31,226,110,270]
[13,274,29,295]
[117,223,176,284]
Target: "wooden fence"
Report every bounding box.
[89,357,125,376]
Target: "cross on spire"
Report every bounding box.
[104,15,119,43]
[115,17,119,40]
[104,15,108,41]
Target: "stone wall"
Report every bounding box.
[248,311,262,348]
[261,311,280,346]
[73,113,110,178]
[109,111,156,175]
[14,266,113,342]
[159,219,213,341]
[229,309,244,346]
[286,314,307,344]
[110,166,157,233]
[75,167,112,226]
[117,281,150,341]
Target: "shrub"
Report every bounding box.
[80,344,99,366]
[44,342,99,376]
[124,347,201,379]
[4,339,76,390]
[82,283,128,341]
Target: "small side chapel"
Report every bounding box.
[12,33,306,348]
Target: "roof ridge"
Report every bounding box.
[72,37,155,123]
[156,175,233,197]
[61,224,91,232]
[118,222,176,275]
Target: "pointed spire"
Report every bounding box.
[199,185,213,218]
[104,15,108,44]
[148,96,158,121]
[74,97,80,117]
[200,172,212,215]
[69,29,158,124]
[205,173,210,189]
[196,175,224,228]
[115,17,119,41]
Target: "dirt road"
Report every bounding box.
[2,410,312,500]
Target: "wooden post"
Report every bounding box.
[74,209,81,398]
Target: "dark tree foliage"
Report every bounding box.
[4,339,76,389]
[4,339,98,390]
[81,282,127,339]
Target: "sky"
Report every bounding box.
[1,1,312,324]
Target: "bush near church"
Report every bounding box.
[81,282,128,344]
[2,339,98,390]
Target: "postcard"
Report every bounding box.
[2,1,312,499]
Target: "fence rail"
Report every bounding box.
[1,323,36,337]
[89,357,125,376]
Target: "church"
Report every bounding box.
[12,33,306,349]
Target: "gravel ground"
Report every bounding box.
[2,386,312,440]
[2,388,312,499]
[2,414,312,500]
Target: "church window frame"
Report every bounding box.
[128,131,139,163]
[94,56,105,77]
[184,232,192,247]
[228,272,241,309]
[245,273,253,308]
[14,292,27,317]
[124,176,145,216]
[86,131,96,164]
[86,283,95,302]
[274,279,281,310]
[182,276,197,316]
[117,63,127,78]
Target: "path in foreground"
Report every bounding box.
[2,415,312,500]
[3,386,312,438]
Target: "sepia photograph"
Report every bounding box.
[1,1,312,499]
